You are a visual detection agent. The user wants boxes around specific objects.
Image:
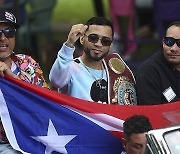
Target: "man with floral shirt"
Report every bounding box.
[0,8,48,153]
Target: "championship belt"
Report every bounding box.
[104,53,137,105]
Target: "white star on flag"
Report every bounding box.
[31,119,76,154]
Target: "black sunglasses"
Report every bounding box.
[85,34,112,46]
[163,37,180,48]
[0,28,16,38]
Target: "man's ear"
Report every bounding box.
[110,41,113,49]
[79,35,85,45]
[122,137,127,149]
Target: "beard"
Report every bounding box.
[83,46,108,61]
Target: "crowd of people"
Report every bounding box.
[0,0,179,152]
[48,15,179,105]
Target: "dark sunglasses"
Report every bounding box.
[163,37,180,48]
[0,28,16,38]
[85,34,112,46]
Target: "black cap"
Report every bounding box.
[0,9,20,29]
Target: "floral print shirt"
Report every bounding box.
[12,54,48,88]
[0,54,48,143]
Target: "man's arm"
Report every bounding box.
[49,24,88,89]
[49,44,75,88]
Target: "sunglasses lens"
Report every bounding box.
[4,29,16,38]
[88,34,112,46]
[0,29,15,38]
[164,37,175,47]
[176,39,180,48]
[101,38,112,46]
[88,34,99,43]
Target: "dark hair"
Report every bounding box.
[85,17,114,37]
[123,115,153,139]
[167,21,180,30]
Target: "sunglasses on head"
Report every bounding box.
[163,37,180,48]
[0,28,16,38]
[85,34,112,46]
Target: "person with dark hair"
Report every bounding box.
[136,21,180,105]
[122,115,153,154]
[0,8,48,153]
[49,17,137,105]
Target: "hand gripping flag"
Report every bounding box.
[0,76,179,153]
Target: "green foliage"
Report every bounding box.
[52,0,109,24]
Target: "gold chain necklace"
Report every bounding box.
[81,61,104,88]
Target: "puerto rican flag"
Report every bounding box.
[0,76,179,153]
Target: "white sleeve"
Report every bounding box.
[49,43,75,88]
